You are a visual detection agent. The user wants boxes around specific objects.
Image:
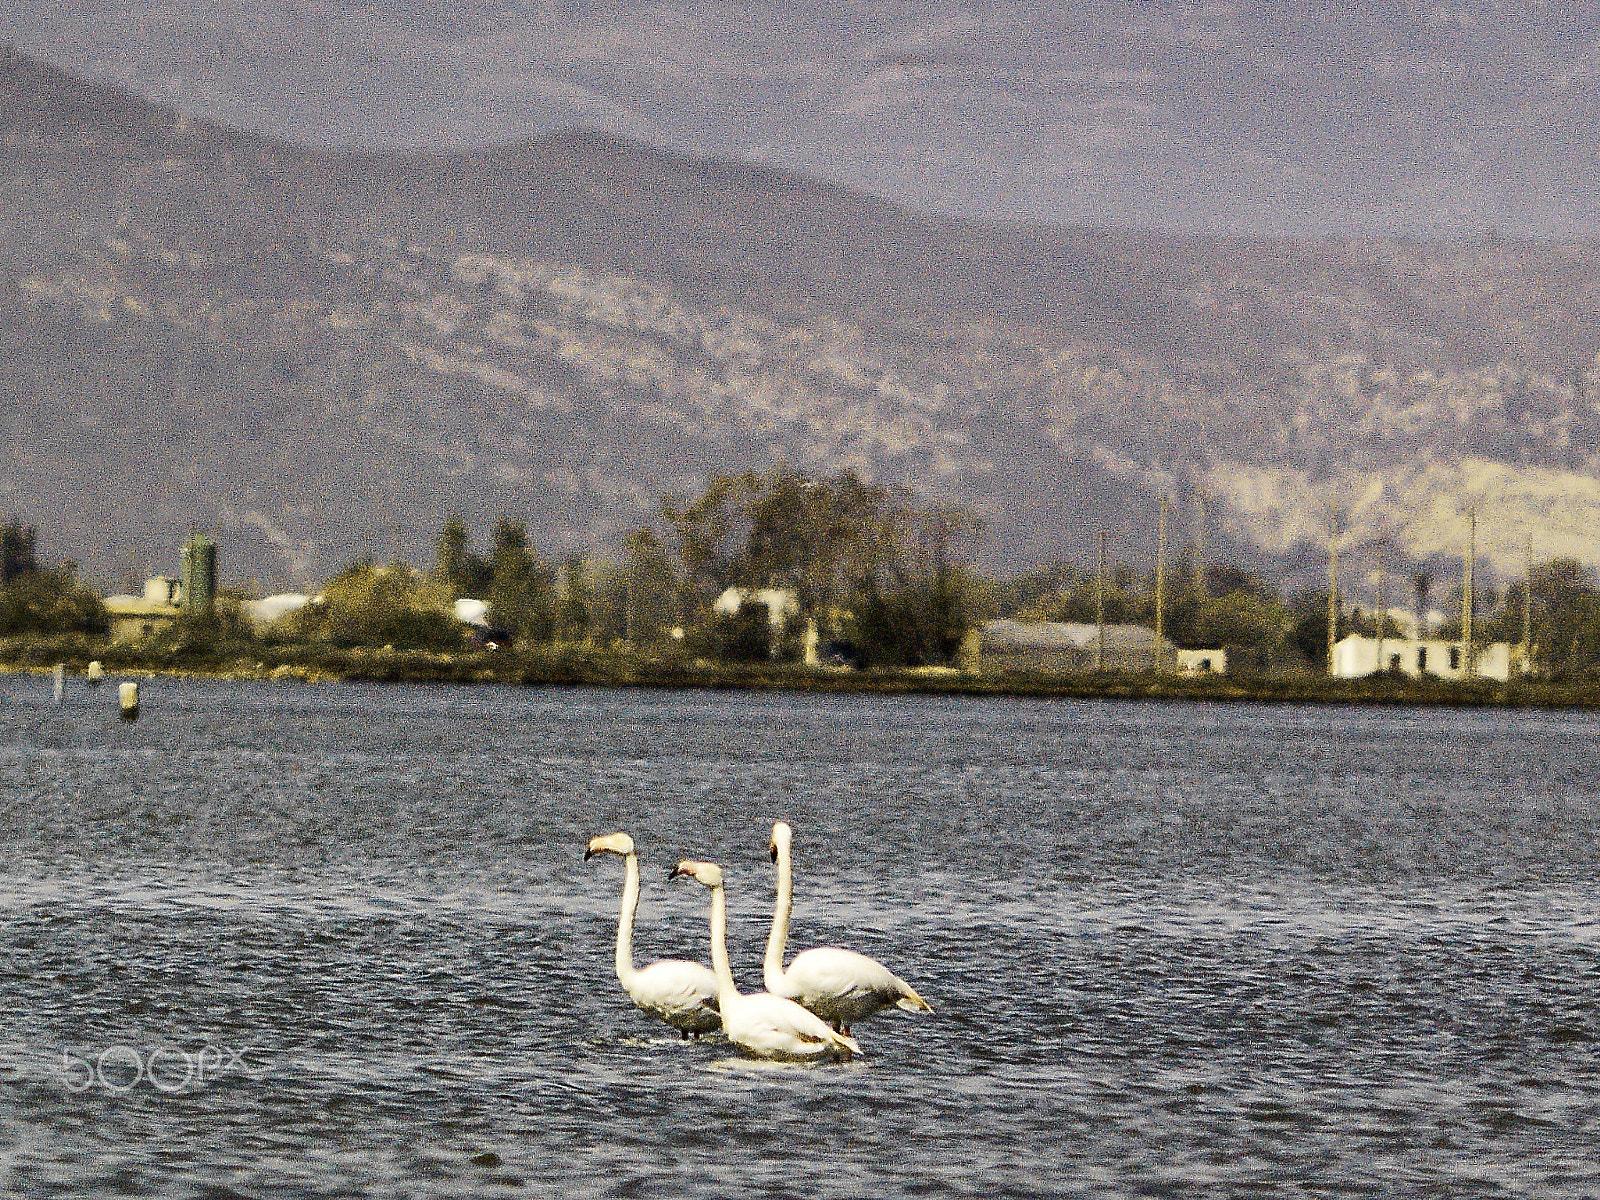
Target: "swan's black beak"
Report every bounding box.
[668,864,686,880]
[583,847,596,861]
[768,845,778,862]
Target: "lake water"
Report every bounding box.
[1,678,1598,1197]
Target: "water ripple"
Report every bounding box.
[3,682,1600,1195]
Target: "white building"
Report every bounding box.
[452,597,489,628]
[243,593,313,627]
[1176,648,1227,675]
[1331,635,1514,682]
[103,577,183,643]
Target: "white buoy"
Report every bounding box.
[52,664,65,705]
[87,661,104,687]
[119,681,140,721]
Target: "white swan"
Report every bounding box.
[764,821,932,1034]
[585,833,721,1039]
[669,859,861,1062]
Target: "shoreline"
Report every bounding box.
[3,643,1597,709]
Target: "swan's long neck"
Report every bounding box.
[614,852,640,987]
[707,882,741,1006]
[763,844,793,992]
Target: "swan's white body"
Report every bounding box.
[671,860,861,1062]
[586,834,720,1038]
[765,822,932,1033]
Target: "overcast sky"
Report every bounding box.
[8,0,1600,236]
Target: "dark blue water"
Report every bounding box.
[2,677,1599,1196]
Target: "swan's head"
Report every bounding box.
[768,821,793,863]
[667,859,723,889]
[584,832,636,861]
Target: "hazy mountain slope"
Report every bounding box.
[4,49,1599,588]
[14,1,1600,238]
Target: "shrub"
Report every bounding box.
[285,563,464,650]
[847,568,975,668]
[714,601,773,662]
[0,567,107,637]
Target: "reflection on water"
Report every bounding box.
[1,678,1598,1196]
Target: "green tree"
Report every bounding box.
[662,473,759,616]
[658,470,983,662]
[1205,564,1276,600]
[743,470,885,622]
[1018,568,1147,625]
[1412,569,1433,627]
[1526,558,1600,678]
[487,518,555,643]
[987,561,1082,618]
[609,529,679,646]
[433,516,491,597]
[285,562,461,649]
[1346,607,1408,639]
[0,566,107,636]
[558,556,593,644]
[713,599,774,662]
[1191,590,1291,649]
[847,502,981,667]
[487,518,533,637]
[1285,589,1336,666]
[1,518,38,585]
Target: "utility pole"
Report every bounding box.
[1154,496,1168,672]
[1375,541,1387,674]
[1523,532,1533,676]
[1326,507,1340,677]
[1461,507,1476,679]
[623,573,633,646]
[1194,492,1209,601]
[1095,530,1107,672]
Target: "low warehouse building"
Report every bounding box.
[979,619,1174,673]
[103,577,181,643]
[1331,635,1513,682]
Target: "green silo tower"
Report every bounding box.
[181,534,217,615]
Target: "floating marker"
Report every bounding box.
[87,661,104,687]
[52,664,65,705]
[119,681,140,721]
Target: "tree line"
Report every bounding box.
[13,488,1600,680]
[990,547,1600,678]
[0,517,107,638]
[305,470,980,666]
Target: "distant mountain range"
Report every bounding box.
[3,49,1598,591]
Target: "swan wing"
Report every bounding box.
[628,959,721,1032]
[725,992,861,1060]
[785,947,932,1020]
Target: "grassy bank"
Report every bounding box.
[4,634,1600,709]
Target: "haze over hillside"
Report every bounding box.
[3,50,1600,591]
[10,0,1600,237]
